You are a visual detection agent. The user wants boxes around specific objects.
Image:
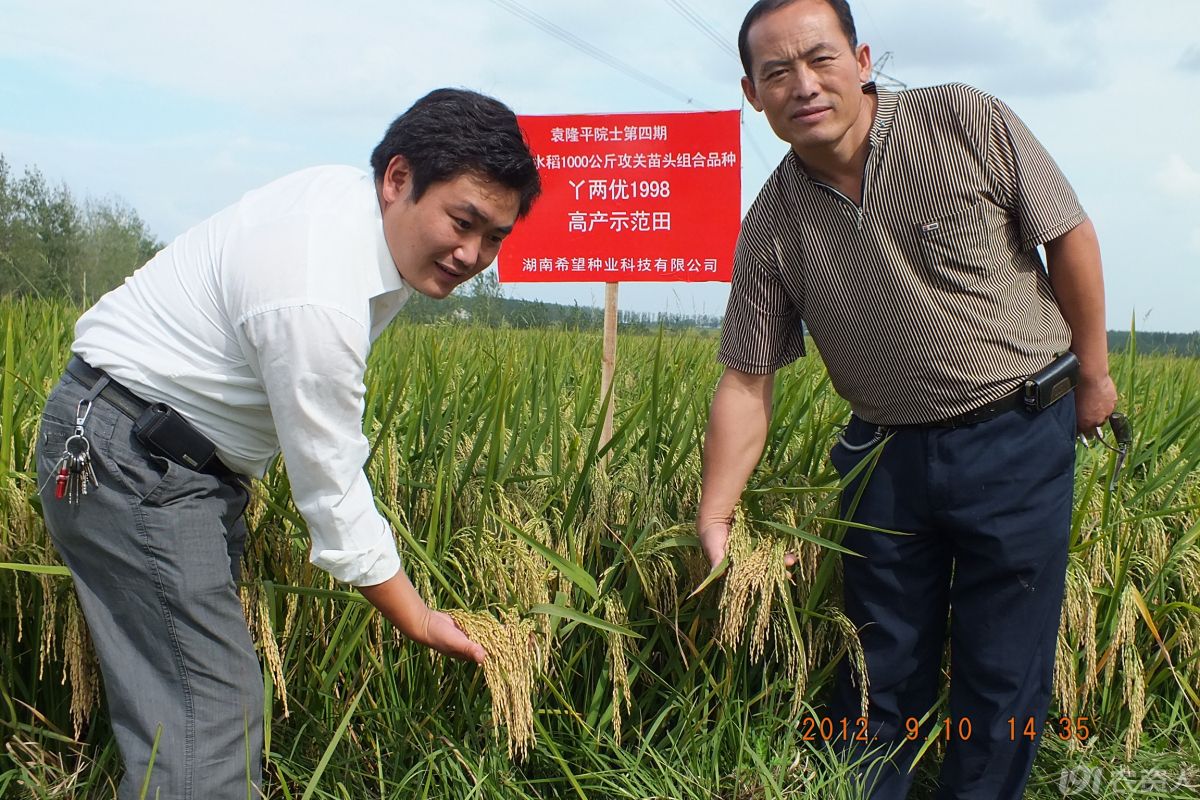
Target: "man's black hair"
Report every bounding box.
[370,88,541,218]
[738,0,859,81]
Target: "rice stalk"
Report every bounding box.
[829,608,869,718]
[446,609,540,760]
[37,573,57,681]
[250,586,289,718]
[1177,548,1200,599]
[1053,624,1078,724]
[1104,585,1138,688]
[63,592,98,737]
[1060,557,1098,709]
[602,594,633,746]
[1121,645,1146,760]
[769,605,809,712]
[632,525,683,617]
[717,507,790,663]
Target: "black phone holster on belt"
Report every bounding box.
[133,403,218,471]
[1022,352,1080,411]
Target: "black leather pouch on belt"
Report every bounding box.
[1023,352,1080,411]
[133,403,217,471]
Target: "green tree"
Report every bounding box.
[0,157,56,296]
[78,197,161,303]
[468,268,504,326]
[0,154,161,302]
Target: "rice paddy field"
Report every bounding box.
[1,296,1198,798]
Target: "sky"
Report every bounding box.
[2,0,1197,332]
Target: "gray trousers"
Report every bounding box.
[37,371,263,799]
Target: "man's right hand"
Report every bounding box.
[698,518,797,572]
[697,367,778,576]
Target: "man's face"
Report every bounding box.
[378,156,521,299]
[741,0,873,157]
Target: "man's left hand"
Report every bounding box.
[1074,372,1118,433]
[358,568,487,663]
[418,609,488,664]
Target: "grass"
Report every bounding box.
[0,296,1198,797]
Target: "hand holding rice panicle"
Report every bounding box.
[447,609,541,760]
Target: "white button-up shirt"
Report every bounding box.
[74,165,413,586]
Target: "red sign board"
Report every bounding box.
[498,110,740,283]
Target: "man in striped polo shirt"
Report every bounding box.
[698,0,1117,797]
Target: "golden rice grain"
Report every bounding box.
[717,526,789,662]
[63,593,98,737]
[1121,646,1146,761]
[1053,623,1078,722]
[716,507,822,714]
[1061,558,1097,708]
[447,609,540,760]
[829,608,869,719]
[603,594,633,746]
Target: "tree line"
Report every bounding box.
[1107,330,1200,358]
[402,271,722,332]
[0,154,1193,345]
[0,155,161,304]
[0,155,721,332]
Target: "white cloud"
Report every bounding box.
[1033,0,1115,22]
[0,1,738,122]
[2,2,502,119]
[1181,45,1200,73]
[1156,154,1200,198]
[856,0,1104,98]
[3,0,1199,330]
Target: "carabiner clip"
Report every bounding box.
[837,425,887,453]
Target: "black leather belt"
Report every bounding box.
[66,357,152,421]
[64,356,235,479]
[920,388,1027,429]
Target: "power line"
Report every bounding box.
[662,0,739,62]
[486,1,774,175]
[485,0,705,108]
[739,95,777,173]
[667,2,771,173]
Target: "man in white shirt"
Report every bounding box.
[35,88,541,799]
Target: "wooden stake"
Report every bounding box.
[600,282,618,456]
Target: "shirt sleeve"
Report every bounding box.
[239,304,400,587]
[717,225,806,374]
[987,97,1087,251]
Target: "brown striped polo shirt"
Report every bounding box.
[719,82,1084,426]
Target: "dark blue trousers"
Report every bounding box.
[828,397,1076,799]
